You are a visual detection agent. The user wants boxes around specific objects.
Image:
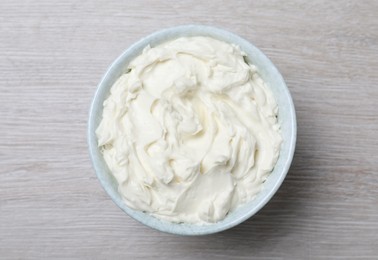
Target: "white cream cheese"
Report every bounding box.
[96,36,282,224]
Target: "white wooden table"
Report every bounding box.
[1,1,377,259]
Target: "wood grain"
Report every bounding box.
[1,0,378,259]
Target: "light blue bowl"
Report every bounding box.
[88,25,296,235]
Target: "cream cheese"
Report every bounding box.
[96,36,282,224]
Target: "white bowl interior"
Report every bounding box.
[88,25,296,235]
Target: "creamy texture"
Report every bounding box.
[96,36,282,224]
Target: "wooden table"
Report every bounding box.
[1,1,377,259]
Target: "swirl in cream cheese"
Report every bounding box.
[96,36,282,224]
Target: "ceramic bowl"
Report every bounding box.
[88,25,296,235]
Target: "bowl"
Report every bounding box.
[88,25,296,235]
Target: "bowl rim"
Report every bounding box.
[88,24,297,236]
